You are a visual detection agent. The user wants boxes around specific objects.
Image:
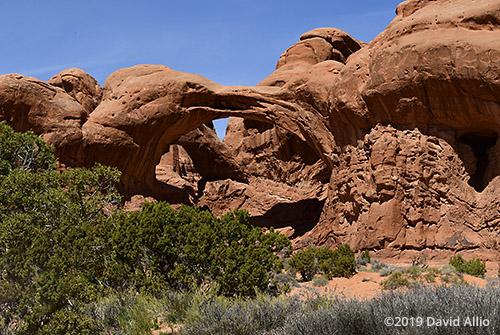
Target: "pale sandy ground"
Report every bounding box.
[290,270,489,300]
[152,262,495,334]
[290,270,385,300]
[290,263,491,300]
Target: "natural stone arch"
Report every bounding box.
[81,65,336,199]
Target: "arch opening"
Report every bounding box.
[213,117,230,140]
[458,130,498,192]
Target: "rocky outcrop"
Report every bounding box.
[260,27,364,90]
[1,0,500,263]
[308,125,500,262]
[81,64,335,204]
[48,68,103,114]
[328,0,500,147]
[259,28,364,114]
[312,0,500,261]
[0,74,87,166]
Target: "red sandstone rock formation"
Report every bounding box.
[1,0,500,263]
[48,68,103,115]
[314,0,500,262]
[0,74,87,166]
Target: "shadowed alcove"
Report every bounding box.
[457,130,499,192]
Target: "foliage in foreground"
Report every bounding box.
[0,124,122,334]
[114,202,291,297]
[0,124,291,334]
[289,244,356,281]
[25,283,495,335]
[179,285,500,335]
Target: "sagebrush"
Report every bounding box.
[182,285,500,335]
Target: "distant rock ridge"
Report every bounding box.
[1,0,500,264]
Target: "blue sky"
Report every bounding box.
[0,0,402,138]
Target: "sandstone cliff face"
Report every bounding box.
[309,125,500,262]
[1,0,500,263]
[315,0,500,261]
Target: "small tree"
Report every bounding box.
[290,244,356,281]
[449,255,486,278]
[289,246,320,281]
[326,244,357,279]
[380,271,411,290]
[360,250,371,263]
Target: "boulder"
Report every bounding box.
[0,74,86,166]
[48,68,102,114]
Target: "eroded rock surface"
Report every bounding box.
[0,73,87,166]
[308,125,500,262]
[1,0,500,263]
[81,64,334,206]
[48,68,103,114]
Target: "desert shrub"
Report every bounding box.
[182,285,500,335]
[380,271,411,290]
[94,289,221,335]
[449,255,486,277]
[274,273,299,290]
[86,291,155,335]
[113,203,291,297]
[326,244,356,279]
[183,293,307,335]
[371,259,388,271]
[290,244,356,281]
[382,267,470,289]
[405,266,422,280]
[486,277,500,289]
[289,246,320,281]
[357,250,371,266]
[423,268,441,283]
[370,260,399,277]
[182,293,337,335]
[86,289,204,335]
[356,256,368,266]
[379,265,396,277]
[315,246,336,275]
[312,275,328,287]
[449,255,466,271]
[440,264,458,275]
[360,250,371,263]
